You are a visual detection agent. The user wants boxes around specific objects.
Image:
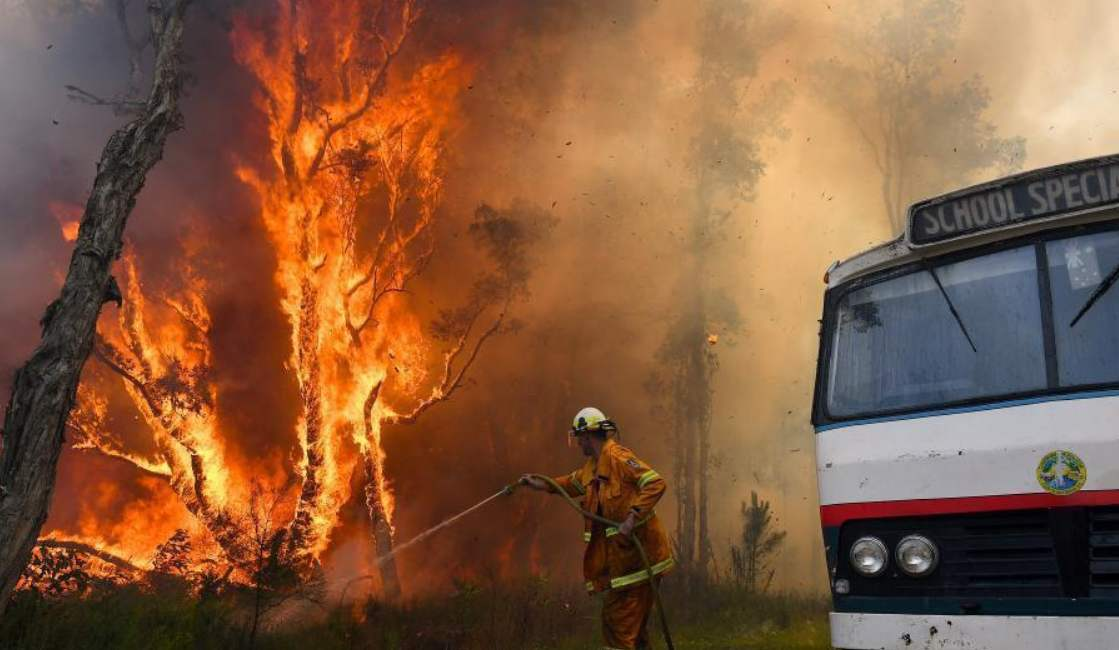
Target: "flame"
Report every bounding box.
[111,246,236,512]
[232,0,469,560]
[62,236,247,570]
[61,221,79,242]
[48,200,82,242]
[37,0,473,589]
[69,384,172,478]
[74,477,197,565]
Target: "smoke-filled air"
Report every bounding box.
[1,0,1117,648]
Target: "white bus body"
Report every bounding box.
[813,156,1119,650]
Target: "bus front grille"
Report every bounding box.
[939,510,1061,597]
[838,509,1065,598]
[1089,506,1119,597]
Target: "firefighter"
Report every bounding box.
[521,407,673,650]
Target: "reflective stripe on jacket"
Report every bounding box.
[550,438,673,593]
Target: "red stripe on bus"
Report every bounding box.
[820,489,1119,527]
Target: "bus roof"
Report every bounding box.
[826,154,1119,289]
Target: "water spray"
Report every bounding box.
[372,488,512,567]
[341,475,675,650]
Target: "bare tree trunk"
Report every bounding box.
[355,381,401,599]
[678,385,698,578]
[674,278,714,588]
[696,378,712,578]
[248,580,264,649]
[286,271,327,560]
[672,421,688,566]
[0,0,192,612]
[364,454,400,598]
[691,273,714,580]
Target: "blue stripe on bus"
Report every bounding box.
[815,388,1119,432]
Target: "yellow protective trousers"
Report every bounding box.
[601,580,656,650]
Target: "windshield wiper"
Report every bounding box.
[921,259,978,353]
[1069,260,1119,328]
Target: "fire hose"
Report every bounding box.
[505,473,676,650]
[342,474,676,649]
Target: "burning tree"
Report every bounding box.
[812,0,1026,234]
[68,243,244,564]
[151,529,192,576]
[59,0,549,600]
[0,0,193,613]
[236,482,324,648]
[231,0,488,595]
[17,538,149,597]
[20,544,100,597]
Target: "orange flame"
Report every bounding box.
[48,200,82,242]
[233,0,470,560]
[40,0,474,588]
[61,235,246,570]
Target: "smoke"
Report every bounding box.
[2,0,1118,596]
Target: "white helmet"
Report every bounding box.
[571,406,616,434]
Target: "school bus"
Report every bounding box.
[813,155,1119,649]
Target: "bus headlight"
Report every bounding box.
[849,536,888,576]
[896,535,939,577]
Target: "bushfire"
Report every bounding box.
[25,0,521,598]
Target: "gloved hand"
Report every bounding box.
[519,474,547,491]
[618,511,638,537]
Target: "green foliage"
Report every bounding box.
[655,585,829,650]
[1,578,829,650]
[0,586,238,650]
[730,491,788,593]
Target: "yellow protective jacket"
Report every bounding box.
[550,438,674,593]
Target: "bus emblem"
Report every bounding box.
[1036,450,1088,496]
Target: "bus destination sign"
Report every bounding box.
[908,155,1119,246]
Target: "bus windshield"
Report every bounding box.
[825,229,1119,419]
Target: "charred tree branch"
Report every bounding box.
[304,1,418,180]
[71,444,172,480]
[162,297,210,335]
[0,0,192,612]
[394,306,505,425]
[93,338,153,402]
[37,539,146,575]
[64,86,147,117]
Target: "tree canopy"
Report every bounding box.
[813,0,1026,234]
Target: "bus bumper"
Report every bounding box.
[830,612,1119,649]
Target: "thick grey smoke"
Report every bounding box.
[2,0,1117,595]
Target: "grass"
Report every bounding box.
[1,579,831,649]
[656,583,830,650]
[2,585,241,650]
